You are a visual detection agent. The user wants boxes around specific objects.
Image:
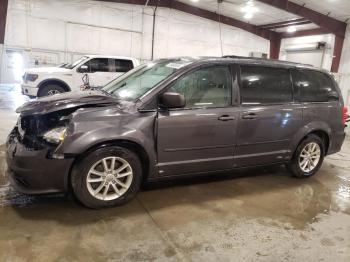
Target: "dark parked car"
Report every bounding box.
[6,57,348,208]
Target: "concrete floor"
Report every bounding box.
[0,86,350,261]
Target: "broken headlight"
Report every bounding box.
[43,126,67,144]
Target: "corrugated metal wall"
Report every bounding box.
[0,0,270,83]
[338,26,350,107]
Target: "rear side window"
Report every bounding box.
[110,59,134,73]
[291,69,337,102]
[240,65,292,104]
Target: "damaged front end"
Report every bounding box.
[6,109,77,194]
[6,90,121,194]
[12,108,74,152]
[10,90,121,155]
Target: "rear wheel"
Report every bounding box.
[38,84,66,97]
[286,134,324,178]
[71,146,142,208]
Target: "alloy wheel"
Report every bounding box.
[47,90,61,96]
[298,142,321,173]
[86,156,133,201]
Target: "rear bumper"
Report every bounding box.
[328,130,346,155]
[21,84,38,97]
[6,130,74,195]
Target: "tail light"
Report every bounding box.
[342,106,348,125]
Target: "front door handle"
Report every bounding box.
[218,115,235,121]
[242,112,258,120]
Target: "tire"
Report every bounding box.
[38,84,66,97]
[71,146,142,209]
[286,134,325,178]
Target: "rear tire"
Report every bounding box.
[38,84,66,97]
[71,146,142,209]
[286,134,325,178]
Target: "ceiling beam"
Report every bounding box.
[172,1,279,40]
[280,27,331,38]
[260,19,311,30]
[261,18,306,27]
[257,0,347,37]
[100,0,279,40]
[102,0,171,8]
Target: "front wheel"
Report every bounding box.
[286,134,325,178]
[38,84,65,97]
[71,146,142,208]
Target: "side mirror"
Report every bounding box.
[78,65,89,73]
[159,92,186,108]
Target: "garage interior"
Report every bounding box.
[0,0,350,261]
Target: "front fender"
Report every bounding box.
[55,110,157,173]
[59,125,154,156]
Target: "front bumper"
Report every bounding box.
[21,84,38,97]
[5,129,74,194]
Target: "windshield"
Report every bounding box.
[101,59,192,101]
[63,56,89,69]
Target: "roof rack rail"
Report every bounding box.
[222,55,314,67]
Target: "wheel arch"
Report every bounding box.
[291,124,331,157]
[308,130,330,154]
[38,78,71,92]
[67,139,151,191]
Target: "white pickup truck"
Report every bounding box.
[21,55,140,97]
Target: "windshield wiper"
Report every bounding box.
[97,88,113,97]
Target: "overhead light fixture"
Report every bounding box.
[241,5,258,13]
[241,0,258,20]
[244,12,254,19]
[191,0,199,2]
[287,26,297,33]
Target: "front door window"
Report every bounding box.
[169,66,232,108]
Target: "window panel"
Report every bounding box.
[169,66,232,108]
[84,58,109,72]
[240,66,292,104]
[292,69,337,102]
[110,59,134,73]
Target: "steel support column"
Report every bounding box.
[270,35,281,59]
[331,35,345,73]
[0,0,8,44]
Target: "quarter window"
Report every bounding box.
[169,66,232,108]
[292,69,337,102]
[240,66,292,104]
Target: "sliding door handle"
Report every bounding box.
[242,112,258,119]
[218,115,235,121]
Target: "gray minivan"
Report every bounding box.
[6,57,348,208]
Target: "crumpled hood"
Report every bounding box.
[16,90,120,116]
